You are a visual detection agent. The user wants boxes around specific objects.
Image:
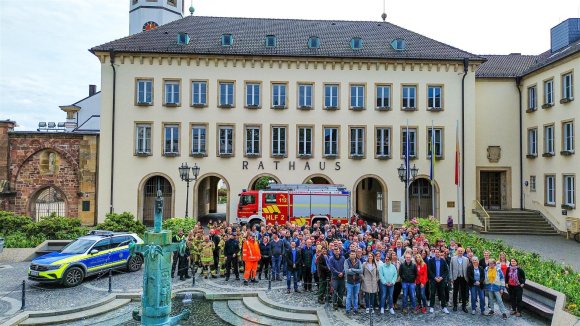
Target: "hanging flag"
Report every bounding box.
[405,121,410,184]
[455,120,460,185]
[430,121,435,184]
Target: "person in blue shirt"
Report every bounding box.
[284,241,302,293]
[427,248,450,314]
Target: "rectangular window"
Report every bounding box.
[544,79,554,106]
[427,86,442,109]
[323,127,339,156]
[298,83,313,108]
[298,126,313,156]
[164,80,180,105]
[376,84,391,109]
[218,126,234,156]
[402,85,416,109]
[350,84,365,109]
[324,84,339,109]
[427,128,443,158]
[272,83,287,108]
[401,128,417,157]
[544,124,554,155]
[219,81,235,107]
[163,124,179,155]
[245,82,261,107]
[191,125,206,155]
[135,123,152,155]
[265,35,276,47]
[563,121,574,153]
[271,126,287,156]
[530,176,536,192]
[562,72,574,100]
[349,127,365,157]
[376,192,383,211]
[545,175,555,205]
[527,128,538,156]
[527,86,536,111]
[375,127,391,158]
[245,126,261,156]
[136,79,153,105]
[191,81,207,106]
[564,175,575,207]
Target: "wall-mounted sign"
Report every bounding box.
[242,160,341,171]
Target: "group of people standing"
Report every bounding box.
[171,217,527,320]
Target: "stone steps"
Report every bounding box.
[20,298,131,325]
[242,296,319,323]
[477,210,560,235]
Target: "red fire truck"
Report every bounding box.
[237,184,351,226]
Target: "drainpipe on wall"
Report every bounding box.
[109,50,116,214]
[461,58,469,229]
[516,76,523,209]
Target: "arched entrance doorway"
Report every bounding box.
[248,174,281,190]
[409,178,438,218]
[194,173,229,223]
[353,175,387,224]
[30,186,66,221]
[142,175,173,226]
[303,174,333,184]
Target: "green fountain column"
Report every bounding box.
[130,189,190,325]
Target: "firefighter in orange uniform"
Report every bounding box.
[242,232,261,285]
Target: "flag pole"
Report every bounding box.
[431,120,435,220]
[405,120,410,221]
[455,120,461,230]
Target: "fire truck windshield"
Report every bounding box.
[239,194,255,206]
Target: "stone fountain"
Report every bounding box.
[130,189,190,325]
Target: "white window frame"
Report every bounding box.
[563,121,574,152]
[545,175,555,205]
[164,81,180,105]
[427,128,443,158]
[246,83,260,107]
[544,79,554,105]
[427,86,442,109]
[298,127,313,156]
[402,128,417,158]
[349,127,365,156]
[298,83,313,108]
[528,128,537,156]
[564,175,575,207]
[324,84,339,108]
[530,176,536,192]
[271,126,287,156]
[527,86,536,110]
[544,125,554,155]
[191,125,206,155]
[324,127,339,156]
[376,127,391,158]
[376,192,383,211]
[562,72,573,100]
[402,85,416,109]
[376,85,391,109]
[245,126,260,156]
[218,126,234,155]
[136,124,151,155]
[219,82,234,107]
[163,124,179,155]
[272,83,287,108]
[191,81,207,106]
[350,84,365,108]
[137,79,153,104]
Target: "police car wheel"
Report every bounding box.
[62,267,84,287]
[127,255,143,272]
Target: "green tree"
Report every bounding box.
[255,176,275,190]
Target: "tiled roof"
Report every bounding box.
[91,16,482,61]
[476,40,580,78]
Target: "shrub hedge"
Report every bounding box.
[411,218,579,316]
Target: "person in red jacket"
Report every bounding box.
[415,254,428,313]
[242,232,261,285]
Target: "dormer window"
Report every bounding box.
[350,37,362,50]
[266,35,277,47]
[391,38,406,50]
[177,32,190,45]
[308,36,320,49]
[221,34,233,46]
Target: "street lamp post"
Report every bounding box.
[178,162,200,218]
[397,163,419,220]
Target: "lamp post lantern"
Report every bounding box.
[397,163,418,220]
[178,162,200,218]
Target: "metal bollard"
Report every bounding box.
[108,269,112,293]
[20,280,25,310]
[369,306,373,326]
[268,268,272,291]
[192,266,196,287]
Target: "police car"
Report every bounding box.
[28,230,144,287]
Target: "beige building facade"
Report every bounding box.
[92,10,578,231]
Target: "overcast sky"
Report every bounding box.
[1,0,578,131]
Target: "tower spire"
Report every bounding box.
[381,0,387,22]
[189,0,195,16]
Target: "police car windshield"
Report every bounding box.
[61,239,96,254]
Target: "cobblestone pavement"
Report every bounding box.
[477,233,580,272]
[0,262,550,325]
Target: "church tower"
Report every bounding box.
[129,0,185,35]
